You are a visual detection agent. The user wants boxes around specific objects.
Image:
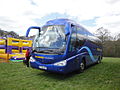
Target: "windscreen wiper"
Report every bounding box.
[34,47,63,54]
[35,49,54,53]
[35,47,48,48]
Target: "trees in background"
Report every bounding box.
[95,27,120,57]
[0,28,26,39]
[96,27,110,43]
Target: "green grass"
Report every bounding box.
[0,57,120,90]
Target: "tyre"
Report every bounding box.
[76,60,85,73]
[97,56,102,64]
[97,59,101,64]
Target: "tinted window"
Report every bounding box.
[77,27,85,35]
[69,25,77,51]
[76,27,85,48]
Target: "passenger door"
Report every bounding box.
[68,25,79,70]
[69,25,77,53]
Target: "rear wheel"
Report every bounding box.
[97,56,102,64]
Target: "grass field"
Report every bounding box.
[0,57,120,90]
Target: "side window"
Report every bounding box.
[69,25,77,52]
[77,27,85,35]
[77,27,85,47]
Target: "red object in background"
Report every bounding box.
[24,49,30,67]
[25,49,30,58]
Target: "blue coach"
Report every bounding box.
[25,19,102,74]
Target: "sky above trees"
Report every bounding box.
[0,0,120,36]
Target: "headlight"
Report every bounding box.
[54,60,67,66]
[29,57,36,62]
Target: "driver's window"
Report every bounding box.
[69,25,77,52]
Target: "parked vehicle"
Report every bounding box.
[25,19,102,74]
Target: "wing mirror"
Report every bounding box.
[26,26,41,37]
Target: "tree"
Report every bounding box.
[95,27,112,57]
[95,27,111,44]
[7,31,19,38]
[116,33,120,41]
[95,27,120,57]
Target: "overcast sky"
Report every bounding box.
[0,0,120,36]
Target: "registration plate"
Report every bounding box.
[39,66,47,70]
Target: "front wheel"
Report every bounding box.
[76,60,85,73]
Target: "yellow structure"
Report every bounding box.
[0,38,6,45]
[7,38,21,53]
[0,37,32,62]
[7,37,32,60]
[20,39,32,53]
[0,54,9,63]
[0,38,6,54]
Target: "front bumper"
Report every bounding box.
[30,61,68,74]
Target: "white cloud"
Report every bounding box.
[0,0,38,35]
[93,1,120,35]
[0,0,120,36]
